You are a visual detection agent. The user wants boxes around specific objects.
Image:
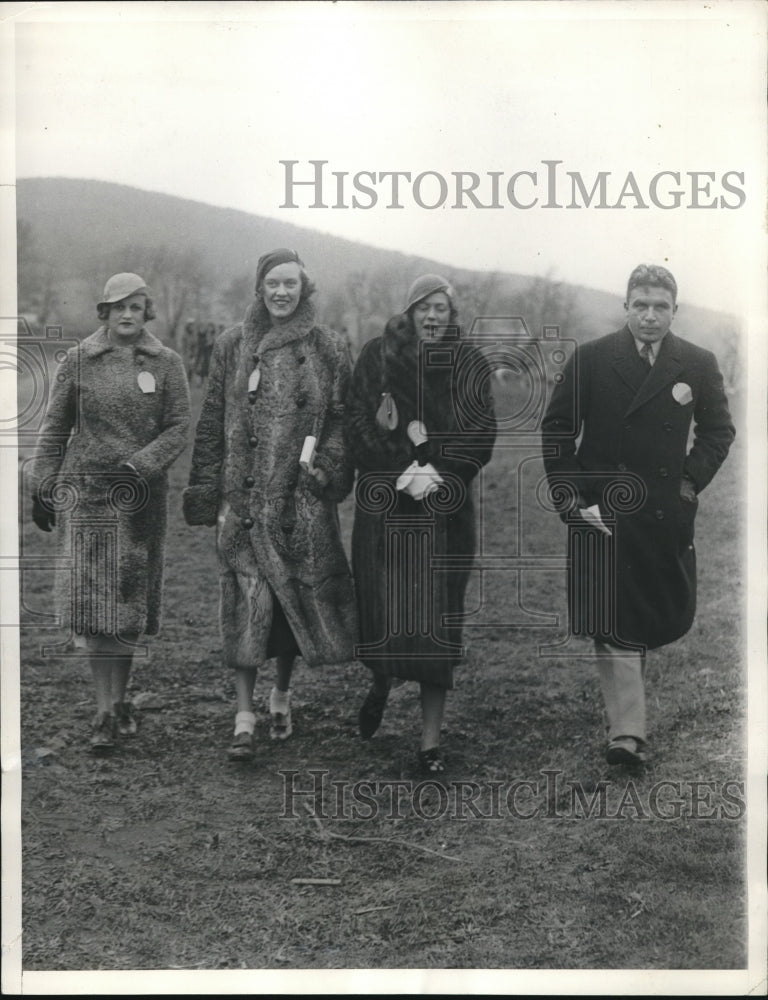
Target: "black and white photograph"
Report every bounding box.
[1,1,766,994]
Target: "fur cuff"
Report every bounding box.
[183,484,219,526]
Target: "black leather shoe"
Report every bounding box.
[417,746,447,776]
[114,701,138,737]
[606,736,647,765]
[358,685,389,740]
[90,712,116,754]
[228,731,254,762]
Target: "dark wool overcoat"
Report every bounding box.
[541,326,735,650]
[30,327,191,639]
[183,298,358,670]
[345,330,497,687]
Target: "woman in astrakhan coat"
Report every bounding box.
[183,249,357,762]
[30,272,191,753]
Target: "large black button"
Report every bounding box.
[654,509,664,520]
[242,517,254,529]
[659,467,668,478]
[249,436,258,447]
[244,476,255,487]
[297,355,306,365]
[296,394,307,409]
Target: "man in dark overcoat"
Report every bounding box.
[541,264,735,764]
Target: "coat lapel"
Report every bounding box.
[610,327,647,397]
[625,331,683,416]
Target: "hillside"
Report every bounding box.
[15,178,739,363]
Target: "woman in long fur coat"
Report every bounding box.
[345,274,496,774]
[30,273,191,753]
[183,249,357,761]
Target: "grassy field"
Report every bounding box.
[17,377,747,975]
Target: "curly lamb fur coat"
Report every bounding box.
[183,297,358,669]
[30,327,191,639]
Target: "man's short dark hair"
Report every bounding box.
[626,264,678,305]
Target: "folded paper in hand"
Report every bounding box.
[300,435,317,470]
[396,461,444,500]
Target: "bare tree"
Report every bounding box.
[450,271,504,329]
[107,244,212,349]
[219,273,253,328]
[17,219,59,327]
[713,323,742,395]
[512,270,582,338]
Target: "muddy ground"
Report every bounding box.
[18,382,746,972]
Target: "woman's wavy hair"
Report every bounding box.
[97,295,156,323]
[255,267,316,305]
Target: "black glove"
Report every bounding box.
[414,442,431,467]
[32,493,55,532]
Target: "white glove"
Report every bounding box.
[396,461,444,501]
[578,503,612,536]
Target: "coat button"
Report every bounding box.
[664,422,672,432]
[249,436,258,447]
[248,391,257,405]
[244,476,255,487]
[618,463,627,472]
[136,356,144,365]
[659,467,668,478]
[296,394,307,409]
[297,355,306,364]
[655,509,664,520]
[242,517,254,529]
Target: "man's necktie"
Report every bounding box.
[639,343,653,370]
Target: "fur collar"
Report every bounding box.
[82,326,163,358]
[377,314,459,434]
[242,297,317,359]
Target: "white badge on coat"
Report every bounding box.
[672,382,693,406]
[407,420,428,446]
[137,371,156,394]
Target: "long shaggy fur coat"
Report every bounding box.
[30,327,191,639]
[344,318,497,687]
[183,297,358,669]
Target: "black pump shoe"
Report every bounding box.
[358,685,389,740]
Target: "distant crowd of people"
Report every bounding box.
[182,319,225,384]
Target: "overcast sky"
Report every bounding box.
[8,0,767,318]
